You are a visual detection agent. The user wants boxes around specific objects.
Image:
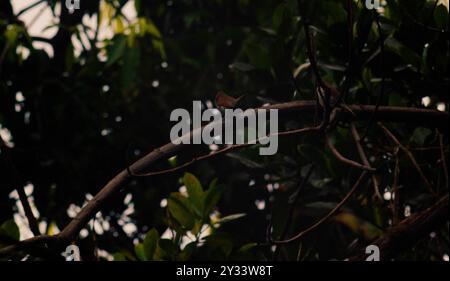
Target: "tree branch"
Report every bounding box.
[273,171,369,244]
[0,101,447,256]
[0,137,40,237]
[349,194,449,260]
[439,133,449,190]
[326,134,376,172]
[263,101,448,127]
[0,235,54,257]
[350,122,382,200]
[378,123,437,196]
[392,152,400,225]
[273,164,315,260]
[361,10,387,139]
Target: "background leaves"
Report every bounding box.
[0,0,448,261]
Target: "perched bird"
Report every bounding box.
[215,91,245,109]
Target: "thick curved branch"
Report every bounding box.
[0,102,447,256]
[263,101,448,127]
[0,235,55,257]
[350,194,449,260]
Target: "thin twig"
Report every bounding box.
[130,126,319,177]
[0,101,447,257]
[273,164,315,260]
[297,0,331,127]
[378,123,437,196]
[273,171,368,244]
[361,11,386,140]
[392,152,400,225]
[325,134,376,172]
[439,133,449,190]
[0,137,40,236]
[402,5,447,33]
[16,0,46,17]
[27,4,48,30]
[129,145,238,177]
[350,122,382,200]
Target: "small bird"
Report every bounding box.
[215,91,245,109]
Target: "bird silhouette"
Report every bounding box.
[215,91,245,109]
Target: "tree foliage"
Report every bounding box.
[0,0,448,261]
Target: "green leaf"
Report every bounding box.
[226,153,265,169]
[434,4,449,30]
[178,241,197,261]
[362,68,373,92]
[190,220,203,236]
[410,127,432,146]
[106,35,127,67]
[238,242,258,253]
[203,181,223,218]
[152,39,166,59]
[229,62,255,72]
[134,243,146,261]
[183,173,204,216]
[304,201,338,211]
[310,178,333,189]
[143,228,159,261]
[145,19,163,39]
[134,0,141,13]
[0,219,20,241]
[184,173,203,194]
[209,178,218,190]
[4,24,22,46]
[138,17,166,58]
[113,252,127,261]
[334,212,383,241]
[168,193,195,230]
[272,3,286,30]
[203,234,234,258]
[385,36,422,67]
[216,213,246,224]
[121,45,140,90]
[244,40,270,69]
[154,239,177,261]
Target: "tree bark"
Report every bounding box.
[350,194,449,261]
